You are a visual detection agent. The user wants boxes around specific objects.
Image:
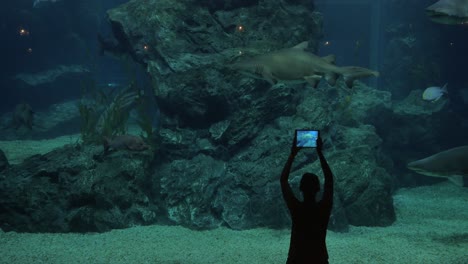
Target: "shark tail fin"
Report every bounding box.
[442,83,448,93]
[103,137,111,154]
[97,34,106,56]
[339,66,379,88]
[448,175,464,186]
[304,75,321,88]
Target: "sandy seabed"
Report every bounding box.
[0,183,467,264]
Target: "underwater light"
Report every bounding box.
[143,44,149,51]
[236,25,245,33]
[323,41,331,46]
[19,27,30,36]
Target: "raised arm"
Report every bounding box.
[280,135,300,208]
[316,137,333,212]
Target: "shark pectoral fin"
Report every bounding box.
[325,72,339,86]
[344,76,355,88]
[322,54,336,64]
[304,75,321,88]
[261,70,276,85]
[448,175,464,186]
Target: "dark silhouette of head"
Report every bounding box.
[300,173,320,201]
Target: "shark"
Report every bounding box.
[426,0,468,25]
[229,41,379,88]
[407,146,468,186]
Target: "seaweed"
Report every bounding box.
[78,77,158,148]
[134,86,158,150]
[77,56,159,147]
[78,82,138,144]
[96,86,138,138]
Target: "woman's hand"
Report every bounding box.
[291,132,300,156]
[316,136,323,153]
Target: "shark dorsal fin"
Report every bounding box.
[322,54,336,64]
[291,41,308,50]
[441,83,448,92]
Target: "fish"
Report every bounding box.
[426,0,468,25]
[97,34,127,58]
[12,103,34,130]
[229,41,379,88]
[103,135,150,154]
[407,146,468,186]
[422,83,448,102]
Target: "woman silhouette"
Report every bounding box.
[280,134,334,264]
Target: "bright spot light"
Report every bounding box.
[19,27,30,36]
[143,44,149,51]
[324,41,330,46]
[236,25,245,33]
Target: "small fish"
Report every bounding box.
[422,83,448,102]
[103,135,150,154]
[98,34,127,58]
[98,82,123,89]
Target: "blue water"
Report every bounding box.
[1,0,467,231]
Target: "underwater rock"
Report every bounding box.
[155,121,394,230]
[106,0,322,152]
[100,0,397,231]
[324,147,395,226]
[0,144,156,232]
[152,83,396,230]
[0,149,8,171]
[158,154,228,229]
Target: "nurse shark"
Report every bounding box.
[407,146,468,186]
[229,42,379,88]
